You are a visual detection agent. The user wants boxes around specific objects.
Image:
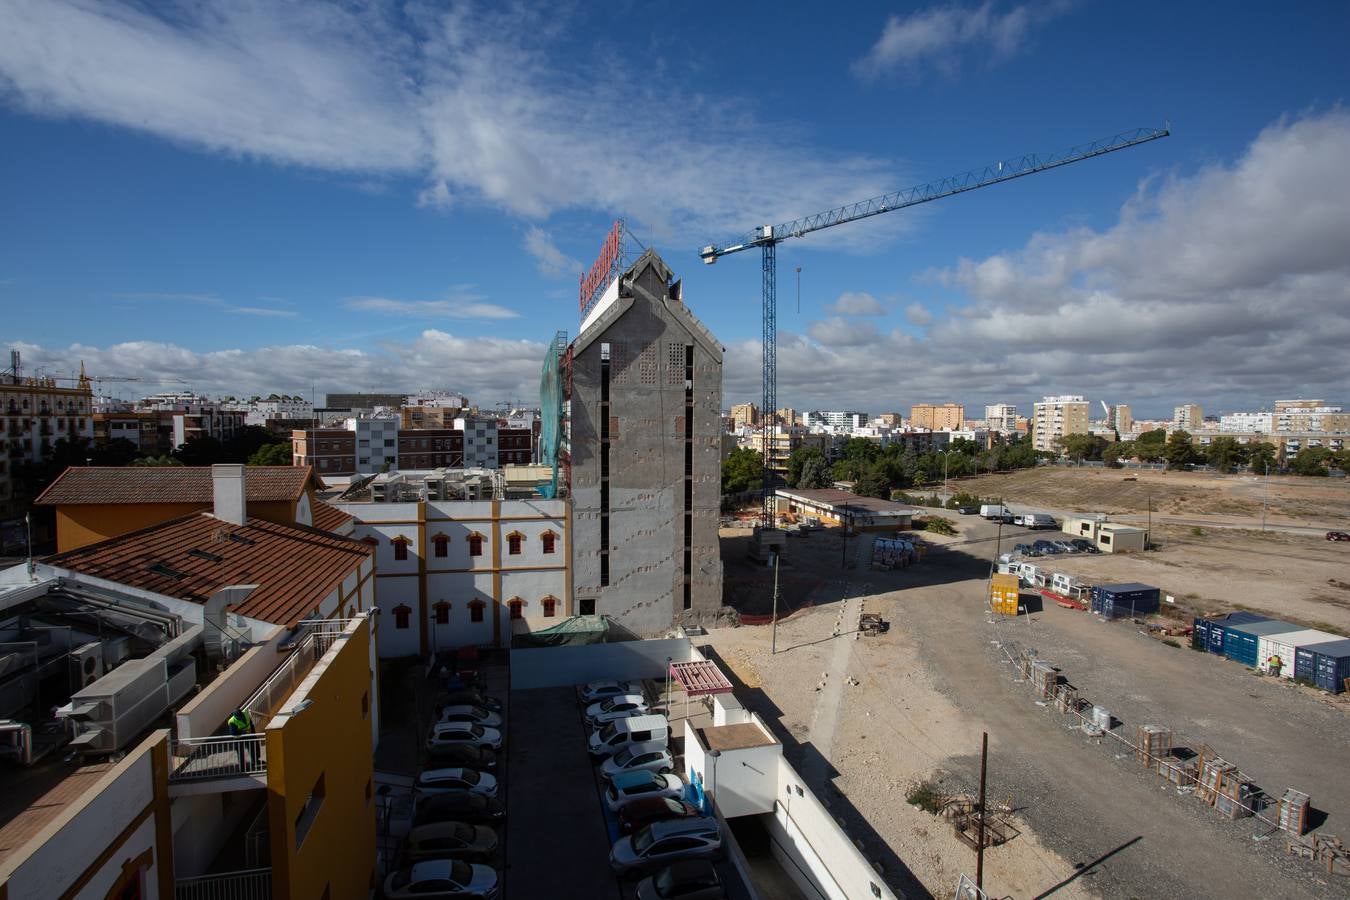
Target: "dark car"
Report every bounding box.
[618,797,702,835]
[413,790,505,827]
[426,743,498,770]
[1327,531,1350,542]
[1032,539,1060,554]
[635,859,724,900]
[957,506,979,515]
[436,689,503,713]
[1069,539,1099,554]
[1012,543,1037,557]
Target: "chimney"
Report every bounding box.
[212,464,247,526]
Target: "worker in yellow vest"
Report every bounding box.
[228,707,256,769]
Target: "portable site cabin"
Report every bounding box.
[1258,629,1343,677]
[1062,515,1106,541]
[1096,523,1147,554]
[1194,611,1269,654]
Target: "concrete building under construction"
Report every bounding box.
[552,247,725,633]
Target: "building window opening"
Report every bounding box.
[392,537,409,561]
[542,596,558,617]
[432,534,449,558]
[507,532,522,555]
[433,601,450,625]
[579,597,596,615]
[294,772,326,849]
[469,600,485,623]
[541,531,556,554]
[468,533,484,557]
[508,598,524,620]
[393,604,411,629]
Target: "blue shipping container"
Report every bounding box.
[1305,638,1350,693]
[1193,617,1209,650]
[1203,611,1269,655]
[1090,583,1160,619]
[1224,620,1298,668]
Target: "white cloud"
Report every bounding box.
[227,306,299,318]
[523,226,581,279]
[111,291,298,318]
[344,289,519,320]
[724,111,1350,417]
[12,331,548,403]
[0,1,902,245]
[853,2,1071,81]
[904,302,933,326]
[827,291,885,316]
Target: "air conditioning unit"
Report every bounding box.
[70,642,104,688]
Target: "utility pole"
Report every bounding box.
[1147,492,1152,547]
[840,507,850,571]
[977,731,988,891]
[1262,461,1269,531]
[771,551,781,654]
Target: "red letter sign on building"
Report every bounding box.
[579,220,624,318]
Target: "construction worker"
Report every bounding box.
[227,707,255,769]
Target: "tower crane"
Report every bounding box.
[700,126,1171,521]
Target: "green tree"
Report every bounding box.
[1134,428,1167,462]
[786,446,825,487]
[948,437,981,457]
[248,441,293,466]
[1164,430,1197,469]
[853,465,891,500]
[132,454,184,467]
[1289,447,1330,477]
[1102,441,1127,468]
[1247,442,1277,474]
[92,437,140,467]
[1055,432,1101,462]
[173,435,225,466]
[797,456,832,489]
[1205,436,1246,473]
[840,437,881,463]
[721,447,764,494]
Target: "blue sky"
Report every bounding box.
[2,1,1348,418]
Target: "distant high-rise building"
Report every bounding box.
[804,410,869,430]
[1272,400,1350,433]
[730,402,760,428]
[325,392,406,410]
[1173,404,1203,432]
[1105,404,1133,434]
[775,407,798,427]
[910,403,964,432]
[1033,395,1090,453]
[984,403,1018,435]
[1219,411,1272,434]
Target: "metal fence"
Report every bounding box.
[171,734,267,780]
[175,867,271,900]
[244,621,351,728]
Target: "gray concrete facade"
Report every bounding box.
[568,250,724,633]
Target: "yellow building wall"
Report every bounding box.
[54,497,303,553]
[266,618,376,900]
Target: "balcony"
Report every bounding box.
[175,867,272,900]
[171,734,268,785]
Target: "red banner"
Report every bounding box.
[579,220,623,314]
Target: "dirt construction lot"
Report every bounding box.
[709,516,1350,899]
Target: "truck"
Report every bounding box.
[1014,513,1056,529]
[980,504,1012,520]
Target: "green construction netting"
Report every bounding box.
[513,614,610,647]
[538,331,565,498]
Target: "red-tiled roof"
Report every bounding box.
[311,499,353,533]
[45,513,371,627]
[35,466,318,506]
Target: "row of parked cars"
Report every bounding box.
[1012,538,1099,558]
[383,687,508,900]
[579,679,729,899]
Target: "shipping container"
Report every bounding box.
[1257,629,1342,677]
[1223,620,1298,668]
[1298,638,1350,693]
[989,574,1020,616]
[1201,611,1268,654]
[1089,582,1160,619]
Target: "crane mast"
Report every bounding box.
[701,126,1170,522]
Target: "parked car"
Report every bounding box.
[437,704,504,729]
[957,506,979,515]
[404,821,499,862]
[581,679,643,703]
[601,742,674,780]
[588,714,671,758]
[1328,531,1350,542]
[383,859,499,900]
[1052,540,1076,553]
[413,791,504,827]
[1012,543,1036,557]
[610,818,723,875]
[1032,540,1060,555]
[606,771,685,811]
[425,743,498,770]
[427,722,503,752]
[416,767,498,799]
[618,797,703,835]
[636,860,725,900]
[1069,539,1098,553]
[585,695,649,726]
[437,689,502,712]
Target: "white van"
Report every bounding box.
[980,504,1012,520]
[588,714,670,758]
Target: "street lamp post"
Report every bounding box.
[942,450,950,501]
[1262,461,1269,532]
[770,551,780,654]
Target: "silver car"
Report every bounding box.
[610,817,723,875]
[601,742,674,780]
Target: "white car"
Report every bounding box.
[415,767,498,799]
[580,679,642,704]
[427,722,503,752]
[605,771,685,812]
[383,859,499,900]
[609,818,723,875]
[437,704,504,729]
[600,742,673,780]
[584,694,649,726]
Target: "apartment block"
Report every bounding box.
[984,403,1019,435]
[1032,395,1091,453]
[396,428,464,469]
[1273,400,1350,433]
[1220,411,1273,433]
[775,407,798,427]
[1173,404,1203,432]
[1104,403,1133,434]
[804,410,869,430]
[909,403,964,432]
[730,402,760,428]
[0,373,95,517]
[293,427,358,476]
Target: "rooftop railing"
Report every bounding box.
[175,867,272,900]
[171,734,267,781]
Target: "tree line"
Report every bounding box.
[1054,427,1345,475]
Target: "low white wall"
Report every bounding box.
[683,715,779,819]
[767,758,900,900]
[510,638,696,690]
[175,631,283,740]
